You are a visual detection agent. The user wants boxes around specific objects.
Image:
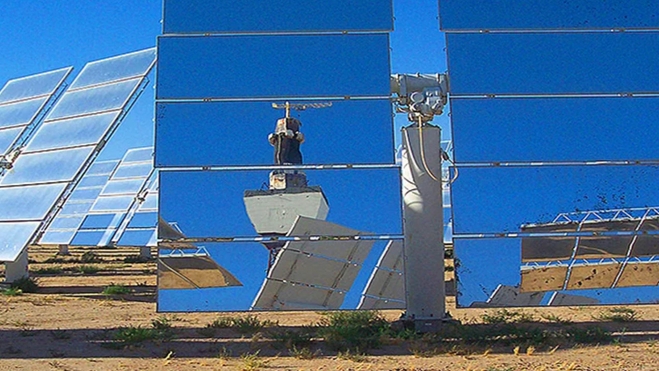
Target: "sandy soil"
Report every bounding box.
[2,246,659,371]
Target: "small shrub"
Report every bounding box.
[593,307,638,322]
[80,251,102,263]
[210,315,277,335]
[481,309,534,324]
[566,326,612,344]
[317,311,389,351]
[102,284,131,295]
[337,349,369,362]
[151,316,173,330]
[33,266,63,275]
[78,265,99,274]
[197,325,217,338]
[268,328,313,349]
[240,351,269,370]
[113,326,158,346]
[541,313,572,324]
[10,277,39,293]
[289,346,319,360]
[0,287,23,296]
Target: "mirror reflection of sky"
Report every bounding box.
[444,2,659,307]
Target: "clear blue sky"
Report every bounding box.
[0,0,449,161]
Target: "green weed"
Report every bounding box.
[593,307,638,322]
[317,310,389,351]
[102,284,131,295]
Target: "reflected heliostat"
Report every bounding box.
[441,0,659,306]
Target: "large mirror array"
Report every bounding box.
[440,0,659,307]
[0,48,156,265]
[155,0,402,312]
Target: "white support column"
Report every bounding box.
[400,124,446,331]
[5,248,29,283]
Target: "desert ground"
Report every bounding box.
[1,245,659,371]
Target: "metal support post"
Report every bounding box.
[5,248,29,283]
[400,124,447,332]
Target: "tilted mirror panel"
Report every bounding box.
[46,78,141,120]
[112,163,153,179]
[122,147,153,163]
[0,146,95,185]
[24,111,121,152]
[158,168,402,239]
[0,97,48,129]
[451,97,659,163]
[446,33,659,96]
[0,127,24,154]
[157,238,394,312]
[69,48,156,90]
[454,237,659,308]
[451,165,659,235]
[438,0,659,31]
[101,179,148,196]
[0,67,71,104]
[0,222,41,261]
[163,0,393,34]
[155,100,394,167]
[0,183,67,221]
[156,34,391,99]
[90,196,136,213]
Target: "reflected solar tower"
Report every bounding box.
[156,0,401,312]
[0,48,156,281]
[441,0,659,307]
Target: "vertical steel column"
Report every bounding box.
[401,124,446,331]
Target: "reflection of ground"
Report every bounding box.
[2,245,659,370]
[520,208,659,293]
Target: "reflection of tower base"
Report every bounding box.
[244,176,329,268]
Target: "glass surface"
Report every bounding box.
[0,183,67,221]
[39,230,77,245]
[0,126,24,154]
[0,67,71,104]
[90,195,136,212]
[0,146,94,185]
[451,96,659,163]
[141,193,158,210]
[454,238,659,308]
[101,179,148,196]
[157,239,392,311]
[80,213,124,229]
[46,78,141,120]
[451,165,659,235]
[127,211,157,228]
[24,111,121,152]
[446,33,659,96]
[86,160,120,175]
[156,34,390,99]
[155,100,394,166]
[117,229,156,246]
[112,162,152,179]
[68,187,103,201]
[163,0,393,34]
[76,174,113,189]
[159,168,401,239]
[59,202,94,216]
[0,222,41,261]
[122,147,153,163]
[0,97,48,129]
[70,230,113,247]
[47,215,86,230]
[439,0,659,31]
[69,48,156,90]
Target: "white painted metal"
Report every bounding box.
[243,190,329,235]
[4,248,28,282]
[401,124,446,323]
